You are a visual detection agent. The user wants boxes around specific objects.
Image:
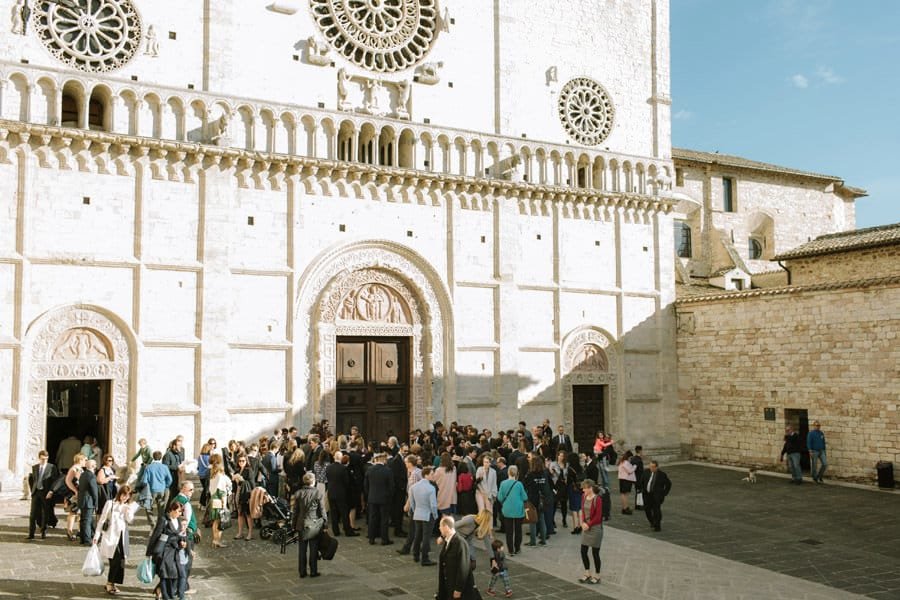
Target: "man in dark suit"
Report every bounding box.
[26,450,59,539]
[363,453,394,545]
[388,446,408,537]
[437,515,473,600]
[325,451,356,536]
[638,460,672,531]
[77,458,99,544]
[549,425,573,455]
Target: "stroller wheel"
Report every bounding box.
[260,527,273,540]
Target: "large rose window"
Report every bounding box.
[309,0,439,73]
[32,0,143,73]
[558,77,615,146]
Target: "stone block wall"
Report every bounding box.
[676,281,900,481]
[787,246,900,285]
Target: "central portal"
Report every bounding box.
[335,337,410,442]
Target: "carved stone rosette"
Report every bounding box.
[560,326,619,434]
[295,241,452,433]
[21,305,133,473]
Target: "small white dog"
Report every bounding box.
[741,468,758,484]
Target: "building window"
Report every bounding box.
[748,237,763,259]
[61,93,79,127]
[674,221,692,258]
[723,177,735,212]
[675,168,684,187]
[731,278,744,291]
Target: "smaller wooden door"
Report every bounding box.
[336,338,409,443]
[572,385,605,454]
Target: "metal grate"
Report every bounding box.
[799,538,823,545]
[377,588,407,597]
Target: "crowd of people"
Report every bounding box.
[24,419,671,599]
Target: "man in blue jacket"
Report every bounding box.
[807,420,827,483]
[142,451,173,526]
[406,465,438,566]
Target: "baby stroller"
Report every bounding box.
[259,493,292,544]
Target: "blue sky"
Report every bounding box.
[670,0,899,228]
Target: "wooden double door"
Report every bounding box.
[335,337,410,443]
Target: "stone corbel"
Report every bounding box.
[306,35,331,66]
[414,62,442,85]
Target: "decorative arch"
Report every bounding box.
[19,304,136,474]
[560,326,620,435]
[295,241,454,432]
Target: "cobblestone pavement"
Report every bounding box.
[0,463,897,600]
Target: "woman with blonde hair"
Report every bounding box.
[63,452,86,541]
[207,456,231,548]
[451,509,495,569]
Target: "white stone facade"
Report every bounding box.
[0,0,681,487]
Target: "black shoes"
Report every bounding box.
[345,531,359,537]
[396,548,410,555]
[421,559,436,566]
[310,573,321,578]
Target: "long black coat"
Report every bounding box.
[364,463,394,505]
[388,454,407,496]
[324,462,350,501]
[146,517,186,579]
[438,534,475,600]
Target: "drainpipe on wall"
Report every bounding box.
[777,260,792,285]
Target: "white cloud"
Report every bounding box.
[790,74,809,89]
[816,66,844,84]
[673,109,693,120]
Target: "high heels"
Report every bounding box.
[212,541,228,548]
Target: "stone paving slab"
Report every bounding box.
[0,463,897,599]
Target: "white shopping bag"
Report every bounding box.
[82,544,104,577]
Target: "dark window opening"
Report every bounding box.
[87,97,105,131]
[61,94,79,127]
[749,238,763,259]
[674,221,692,258]
[723,177,735,212]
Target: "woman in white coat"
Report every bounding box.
[94,484,140,595]
[475,454,498,514]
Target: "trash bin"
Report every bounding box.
[876,461,895,489]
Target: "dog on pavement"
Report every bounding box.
[741,467,758,484]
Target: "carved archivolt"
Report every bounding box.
[23,305,133,474]
[296,241,452,431]
[560,326,619,434]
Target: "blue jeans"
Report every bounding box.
[786,452,802,481]
[810,450,827,481]
[528,513,546,544]
[411,517,433,561]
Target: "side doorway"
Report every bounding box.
[335,338,410,443]
[572,385,606,454]
[46,380,111,464]
[784,408,810,471]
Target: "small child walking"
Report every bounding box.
[486,539,512,597]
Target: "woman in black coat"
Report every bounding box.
[147,500,187,600]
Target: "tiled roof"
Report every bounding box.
[675,275,900,305]
[774,222,900,260]
[673,148,850,184]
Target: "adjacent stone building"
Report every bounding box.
[675,224,900,480]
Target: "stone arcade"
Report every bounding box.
[0,0,866,488]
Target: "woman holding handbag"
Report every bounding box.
[146,501,187,600]
[231,454,255,541]
[206,456,232,548]
[292,472,326,578]
[497,465,527,555]
[93,485,140,595]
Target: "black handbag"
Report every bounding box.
[317,529,338,560]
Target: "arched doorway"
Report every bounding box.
[295,241,453,437]
[20,305,135,471]
[561,326,619,453]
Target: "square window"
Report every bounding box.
[130,75,138,81]
[168,31,177,40]
[536,234,542,241]
[407,230,413,237]
[293,55,299,61]
[82,197,91,205]
[339,224,346,232]
[247,216,254,226]
[187,83,194,90]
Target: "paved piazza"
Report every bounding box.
[1,464,897,600]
